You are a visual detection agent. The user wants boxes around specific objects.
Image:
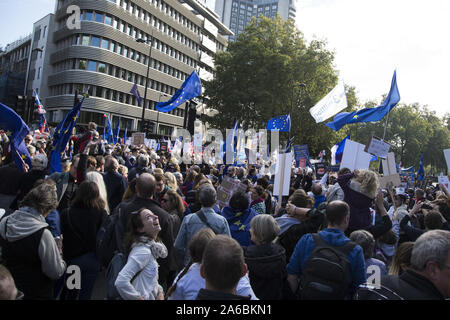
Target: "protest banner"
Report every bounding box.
[314,162,327,179]
[294,145,309,168]
[340,139,372,171]
[365,136,390,159]
[132,132,145,146]
[160,141,168,152]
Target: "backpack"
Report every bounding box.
[96,207,126,268]
[106,251,142,300]
[300,233,356,300]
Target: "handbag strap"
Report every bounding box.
[196,209,217,234]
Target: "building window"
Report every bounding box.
[85,11,93,21]
[104,15,112,26]
[98,63,107,73]
[91,36,100,47]
[88,61,97,71]
[95,12,104,23]
[78,59,87,69]
[81,35,90,46]
[101,39,109,49]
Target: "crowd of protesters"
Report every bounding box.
[0,121,449,300]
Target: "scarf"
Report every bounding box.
[134,236,168,259]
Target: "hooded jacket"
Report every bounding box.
[0,207,67,299]
[221,206,258,247]
[244,243,287,300]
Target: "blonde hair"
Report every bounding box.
[250,214,280,244]
[85,171,110,214]
[164,172,178,191]
[118,165,128,178]
[153,168,164,176]
[354,170,379,199]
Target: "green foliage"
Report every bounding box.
[204,15,450,173]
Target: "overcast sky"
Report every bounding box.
[295,0,450,117]
[1,0,449,117]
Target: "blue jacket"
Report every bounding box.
[286,228,366,295]
[221,207,258,247]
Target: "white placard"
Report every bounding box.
[340,139,372,171]
[382,152,397,176]
[444,149,450,172]
[367,137,390,159]
[273,152,293,196]
[193,133,202,147]
[149,139,157,150]
[438,175,450,192]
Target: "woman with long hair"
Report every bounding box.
[60,181,108,300]
[389,241,414,276]
[115,208,167,300]
[161,189,186,237]
[85,171,110,214]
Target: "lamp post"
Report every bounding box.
[156,92,169,136]
[136,30,153,132]
[24,47,43,123]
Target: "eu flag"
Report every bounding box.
[266,114,291,132]
[103,114,114,144]
[49,97,85,173]
[113,117,120,144]
[156,70,202,113]
[326,71,400,131]
[130,82,142,105]
[0,102,32,172]
[417,153,424,181]
[335,135,350,164]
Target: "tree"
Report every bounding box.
[204,15,355,153]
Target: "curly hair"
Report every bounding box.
[354,170,379,199]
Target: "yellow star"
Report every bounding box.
[238,225,246,231]
[73,116,77,121]
[353,114,358,119]
[21,154,26,159]
[5,130,12,136]
[233,220,242,226]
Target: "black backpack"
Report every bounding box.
[300,233,356,300]
[96,207,126,268]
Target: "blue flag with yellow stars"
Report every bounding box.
[326,70,400,131]
[50,97,85,173]
[0,102,32,172]
[417,153,425,181]
[267,114,291,132]
[155,70,202,113]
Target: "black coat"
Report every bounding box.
[60,206,108,261]
[277,207,326,263]
[243,243,287,300]
[10,170,46,210]
[102,171,127,212]
[356,270,444,300]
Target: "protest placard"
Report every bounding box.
[365,136,390,159]
[294,145,309,168]
[132,132,145,145]
[340,139,372,171]
[438,174,449,192]
[273,152,293,198]
[444,149,450,173]
[380,152,401,188]
[216,176,247,209]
